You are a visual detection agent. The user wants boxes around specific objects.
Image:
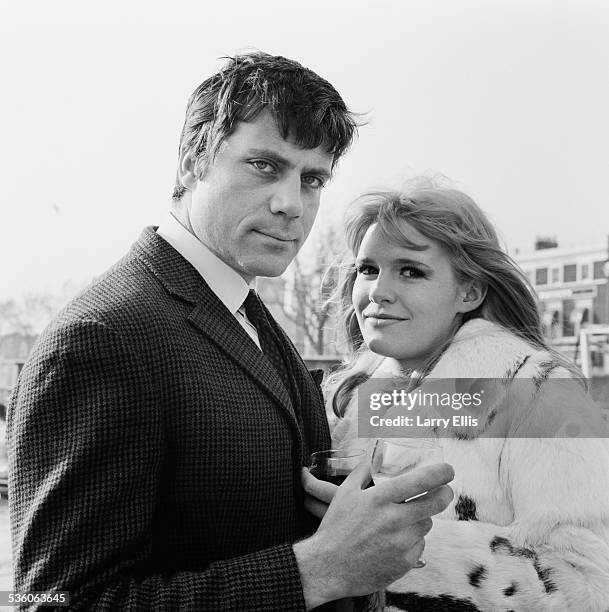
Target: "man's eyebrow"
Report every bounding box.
[245,148,333,180]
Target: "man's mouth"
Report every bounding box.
[254,230,299,242]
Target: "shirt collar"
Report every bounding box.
[156,213,252,314]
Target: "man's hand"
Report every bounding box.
[294,460,454,610]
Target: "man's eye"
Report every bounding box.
[250,160,274,173]
[302,175,325,189]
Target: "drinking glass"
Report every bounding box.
[309,448,366,485]
[370,438,444,568]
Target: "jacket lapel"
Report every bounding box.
[134,226,301,433]
[187,300,295,413]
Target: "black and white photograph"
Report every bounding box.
[1,1,608,610]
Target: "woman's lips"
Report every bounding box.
[365,315,408,327]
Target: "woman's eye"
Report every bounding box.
[355,264,377,276]
[401,266,424,278]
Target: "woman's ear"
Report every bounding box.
[457,280,487,314]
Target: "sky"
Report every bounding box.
[1,0,608,301]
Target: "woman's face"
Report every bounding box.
[352,221,469,371]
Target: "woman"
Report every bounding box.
[325,181,609,611]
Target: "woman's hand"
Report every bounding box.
[301,466,341,518]
[302,449,372,518]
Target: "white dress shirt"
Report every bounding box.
[156,214,261,349]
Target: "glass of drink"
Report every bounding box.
[371,438,444,568]
[309,448,366,485]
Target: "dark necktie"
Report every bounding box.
[243,290,292,392]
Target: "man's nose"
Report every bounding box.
[269,176,303,218]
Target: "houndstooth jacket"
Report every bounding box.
[8,227,331,610]
[332,319,609,611]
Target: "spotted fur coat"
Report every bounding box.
[331,319,609,611]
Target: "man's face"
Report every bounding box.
[183,111,334,282]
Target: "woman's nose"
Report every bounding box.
[368,275,395,304]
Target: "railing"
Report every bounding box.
[302,355,341,372]
[578,325,609,378]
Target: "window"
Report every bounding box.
[593,260,606,279]
[581,264,589,280]
[551,268,560,283]
[562,300,575,336]
[535,268,548,285]
[563,264,577,283]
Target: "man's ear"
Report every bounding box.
[457,280,487,314]
[177,150,199,191]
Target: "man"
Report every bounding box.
[8,52,453,610]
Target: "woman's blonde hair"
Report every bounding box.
[326,179,580,418]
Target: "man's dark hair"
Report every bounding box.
[172,51,358,201]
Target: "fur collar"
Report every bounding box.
[425,318,535,379]
[332,319,550,446]
[372,318,536,380]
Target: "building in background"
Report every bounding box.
[514,236,609,370]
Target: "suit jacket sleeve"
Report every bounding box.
[8,318,307,611]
